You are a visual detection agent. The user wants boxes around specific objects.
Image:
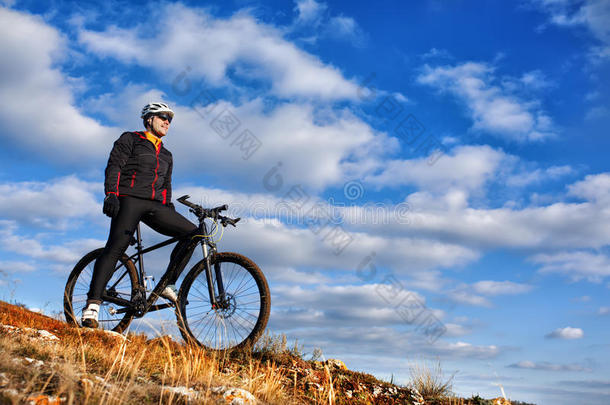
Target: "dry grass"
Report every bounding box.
[0,300,293,404]
[0,301,534,405]
[408,359,455,402]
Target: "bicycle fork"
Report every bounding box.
[202,243,227,309]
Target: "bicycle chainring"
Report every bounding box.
[133,286,147,317]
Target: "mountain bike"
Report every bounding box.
[63,195,270,351]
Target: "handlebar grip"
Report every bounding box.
[177,195,198,210]
[214,204,228,212]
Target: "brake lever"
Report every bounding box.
[221,217,240,227]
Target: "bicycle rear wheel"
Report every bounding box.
[64,248,138,333]
[177,252,270,351]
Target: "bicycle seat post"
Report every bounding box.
[135,223,145,282]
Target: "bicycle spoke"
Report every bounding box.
[181,254,268,350]
[236,299,261,306]
[65,252,136,333]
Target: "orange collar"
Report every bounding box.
[144,131,162,150]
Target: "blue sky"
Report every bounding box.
[1,0,609,403]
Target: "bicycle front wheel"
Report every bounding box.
[177,252,270,350]
[64,248,138,333]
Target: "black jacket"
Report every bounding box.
[104,131,173,204]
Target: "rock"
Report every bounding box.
[93,376,112,389]
[410,388,425,405]
[26,394,65,404]
[80,327,127,342]
[163,386,199,401]
[311,361,324,371]
[102,330,127,341]
[35,330,59,341]
[79,378,94,390]
[0,324,59,343]
[24,357,44,368]
[325,359,347,371]
[1,388,20,400]
[0,324,19,333]
[211,386,257,405]
[306,382,323,392]
[0,372,8,387]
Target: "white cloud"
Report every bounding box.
[417,62,556,141]
[599,306,610,315]
[448,290,492,307]
[291,1,366,46]
[364,145,507,192]
[214,217,478,281]
[471,280,534,295]
[267,267,332,285]
[447,280,533,308]
[559,379,610,389]
[327,15,367,45]
[517,70,554,90]
[545,326,584,339]
[280,167,610,286]
[78,3,360,100]
[0,173,476,289]
[443,323,472,337]
[0,260,35,273]
[505,164,573,187]
[440,341,501,359]
[0,176,101,228]
[568,172,610,203]
[270,284,431,328]
[532,0,610,62]
[0,7,118,163]
[92,86,397,191]
[294,0,327,25]
[171,170,610,287]
[0,220,104,267]
[585,106,609,121]
[531,251,610,282]
[508,360,591,372]
[169,188,478,292]
[287,325,503,360]
[368,181,610,252]
[421,47,453,60]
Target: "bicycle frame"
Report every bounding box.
[102,218,223,317]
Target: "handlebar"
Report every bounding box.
[176,195,241,227]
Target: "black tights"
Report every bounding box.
[87,196,197,303]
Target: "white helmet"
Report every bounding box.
[141,102,174,119]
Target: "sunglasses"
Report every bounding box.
[156,113,173,123]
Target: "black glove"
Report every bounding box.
[103,194,120,218]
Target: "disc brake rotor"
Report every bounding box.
[215,294,236,319]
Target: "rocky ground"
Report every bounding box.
[0,301,530,404]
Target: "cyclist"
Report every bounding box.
[82,102,197,328]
